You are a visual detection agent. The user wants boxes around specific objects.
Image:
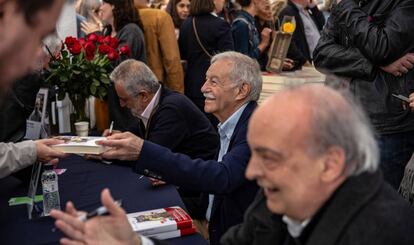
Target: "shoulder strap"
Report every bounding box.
[192,17,213,58]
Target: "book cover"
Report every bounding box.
[127,206,193,236]
[147,225,197,240]
[51,136,106,154]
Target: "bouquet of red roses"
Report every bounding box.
[47,33,131,101]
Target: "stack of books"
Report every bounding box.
[127,206,196,240]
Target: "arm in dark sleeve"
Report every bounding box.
[313,12,377,81]
[134,133,251,194]
[232,21,260,59]
[332,0,414,65]
[147,105,188,150]
[309,5,326,30]
[118,24,147,63]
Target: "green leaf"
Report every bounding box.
[60,75,69,82]
[90,85,97,95]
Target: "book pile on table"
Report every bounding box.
[127,206,196,240]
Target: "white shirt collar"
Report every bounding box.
[282,215,311,238]
[140,85,161,128]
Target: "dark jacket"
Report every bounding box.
[232,11,261,61]
[139,86,218,160]
[179,14,234,103]
[221,170,414,245]
[116,23,147,63]
[134,101,259,245]
[313,0,414,135]
[279,1,325,64]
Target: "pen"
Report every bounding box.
[79,199,122,221]
[51,199,122,232]
[108,121,114,136]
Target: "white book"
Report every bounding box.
[127,206,193,236]
[51,136,106,154]
[147,225,196,240]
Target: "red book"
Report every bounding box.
[127,206,193,236]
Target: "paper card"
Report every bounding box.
[9,195,43,206]
[25,120,42,140]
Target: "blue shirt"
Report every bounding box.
[206,103,249,220]
[231,10,261,60]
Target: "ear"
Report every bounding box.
[140,90,152,103]
[235,83,251,101]
[319,146,346,183]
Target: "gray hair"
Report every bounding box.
[288,84,379,176]
[110,59,160,96]
[211,51,262,101]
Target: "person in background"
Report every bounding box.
[134,0,185,93]
[166,0,191,38]
[104,0,148,135]
[0,0,68,178]
[254,0,274,70]
[231,0,272,68]
[313,0,414,189]
[76,0,103,37]
[179,0,234,126]
[278,0,325,70]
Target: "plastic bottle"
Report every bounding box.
[41,164,61,216]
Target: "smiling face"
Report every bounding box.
[176,0,190,20]
[245,93,334,220]
[0,0,64,93]
[201,59,248,122]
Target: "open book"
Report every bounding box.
[127,206,193,236]
[51,136,106,154]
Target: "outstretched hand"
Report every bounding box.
[96,132,144,161]
[35,138,67,164]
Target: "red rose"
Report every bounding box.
[103,36,112,45]
[68,43,82,55]
[87,33,98,42]
[109,37,118,49]
[97,35,104,44]
[85,41,96,60]
[64,36,77,48]
[119,45,131,56]
[98,44,111,55]
[79,37,86,47]
[107,50,119,61]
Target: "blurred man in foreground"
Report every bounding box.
[0,0,67,178]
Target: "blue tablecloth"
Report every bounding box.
[0,155,207,245]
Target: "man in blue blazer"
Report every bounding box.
[97,51,262,245]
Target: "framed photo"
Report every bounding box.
[25,88,48,140]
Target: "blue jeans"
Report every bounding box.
[379,131,414,189]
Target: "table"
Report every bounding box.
[259,67,326,104]
[0,156,207,245]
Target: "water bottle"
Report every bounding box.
[41,164,61,216]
